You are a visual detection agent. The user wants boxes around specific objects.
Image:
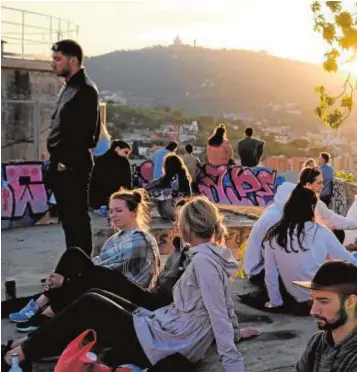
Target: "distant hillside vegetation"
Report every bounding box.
[86,45,352,128]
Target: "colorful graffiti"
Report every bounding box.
[197,164,285,206]
[132,160,154,187]
[132,161,284,206]
[2,159,284,229]
[1,162,49,227]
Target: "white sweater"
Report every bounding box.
[264,222,357,306]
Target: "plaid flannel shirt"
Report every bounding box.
[92,229,160,289]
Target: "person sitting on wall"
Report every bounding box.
[4,197,259,371]
[303,158,317,168]
[182,143,201,194]
[207,124,234,166]
[145,153,192,220]
[294,260,357,372]
[89,140,132,211]
[262,186,357,315]
[9,189,160,332]
[318,152,334,207]
[152,142,178,180]
[237,127,264,167]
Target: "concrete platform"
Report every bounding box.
[1,279,315,372]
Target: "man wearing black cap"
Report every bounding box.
[294,260,357,372]
[47,39,100,255]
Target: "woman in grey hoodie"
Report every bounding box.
[5,197,250,372]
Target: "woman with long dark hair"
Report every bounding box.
[262,185,357,314]
[207,124,233,166]
[299,167,357,243]
[145,154,192,220]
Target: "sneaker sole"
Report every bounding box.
[9,317,32,324]
[16,325,39,332]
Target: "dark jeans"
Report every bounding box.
[47,163,92,255]
[22,291,152,369]
[45,247,168,313]
[246,270,311,316]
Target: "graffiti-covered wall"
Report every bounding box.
[1,159,285,228]
[1,161,49,228]
[197,164,285,206]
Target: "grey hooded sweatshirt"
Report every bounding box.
[133,242,244,372]
[295,327,357,372]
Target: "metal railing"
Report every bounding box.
[1,6,79,59]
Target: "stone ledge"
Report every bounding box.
[1,57,53,72]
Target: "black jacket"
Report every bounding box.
[89,150,132,209]
[47,68,100,170]
[237,136,264,167]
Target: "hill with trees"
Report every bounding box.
[86,45,355,133]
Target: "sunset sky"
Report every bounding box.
[1,0,356,73]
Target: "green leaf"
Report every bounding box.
[326,1,342,13]
[323,57,338,72]
[341,95,353,108]
[322,23,337,43]
[335,11,353,29]
[314,106,323,118]
[311,1,321,13]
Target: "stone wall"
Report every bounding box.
[331,178,357,216]
[93,222,255,258]
[1,58,61,161]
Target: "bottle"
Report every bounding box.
[5,279,16,301]
[99,205,108,217]
[9,353,23,372]
[82,352,98,372]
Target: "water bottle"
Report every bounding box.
[9,353,22,372]
[82,352,98,372]
[99,205,108,217]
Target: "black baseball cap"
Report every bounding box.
[293,260,357,295]
[51,39,83,63]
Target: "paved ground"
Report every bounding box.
[1,217,316,371]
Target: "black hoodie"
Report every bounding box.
[89,150,132,209]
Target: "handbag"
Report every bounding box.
[54,329,132,372]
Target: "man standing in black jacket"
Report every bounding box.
[47,40,100,255]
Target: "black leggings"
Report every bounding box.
[22,290,152,369]
[247,270,311,316]
[332,229,345,244]
[45,247,166,313]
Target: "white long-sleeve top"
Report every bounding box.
[315,199,357,230]
[264,222,357,306]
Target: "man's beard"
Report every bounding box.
[314,306,348,331]
[56,67,71,79]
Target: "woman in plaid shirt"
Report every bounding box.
[9,188,160,332]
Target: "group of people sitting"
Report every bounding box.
[89,123,265,222]
[90,138,194,221]
[3,178,357,371]
[207,124,264,167]
[4,191,259,371]
[242,166,357,315]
